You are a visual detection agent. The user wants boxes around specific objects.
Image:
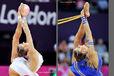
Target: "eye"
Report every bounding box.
[74,51,77,56]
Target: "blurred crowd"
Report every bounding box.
[58,0,108,14]
[56,35,109,67]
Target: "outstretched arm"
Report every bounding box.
[20,3,39,72]
[20,3,35,50]
[74,21,85,49]
[11,3,25,63]
[11,15,22,63]
[22,20,39,72]
[22,20,35,50]
[72,21,85,63]
[81,10,98,68]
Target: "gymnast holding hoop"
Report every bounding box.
[9,3,43,76]
[68,2,102,76]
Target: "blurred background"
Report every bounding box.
[58,0,109,76]
[0,0,56,76]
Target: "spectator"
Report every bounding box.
[53,43,56,52]
[58,40,72,66]
[90,0,98,7]
[68,35,75,50]
[68,35,75,65]
[95,38,109,65]
[97,0,108,12]
[75,0,85,11]
[90,4,98,14]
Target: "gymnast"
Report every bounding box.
[68,2,102,76]
[9,3,43,76]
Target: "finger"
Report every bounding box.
[17,12,20,16]
[20,3,24,7]
[81,10,84,16]
[20,3,24,12]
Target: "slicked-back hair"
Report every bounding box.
[17,46,27,57]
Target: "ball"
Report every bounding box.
[18,4,30,16]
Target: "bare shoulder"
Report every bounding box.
[28,48,38,55]
[88,49,99,68]
[68,69,75,76]
[9,67,20,76]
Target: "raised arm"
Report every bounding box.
[73,1,90,50]
[22,20,35,50]
[20,3,34,50]
[74,22,85,49]
[20,3,40,72]
[72,21,85,63]
[81,10,98,68]
[22,20,41,72]
[11,12,22,63]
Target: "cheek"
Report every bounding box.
[24,47,28,51]
[81,49,88,55]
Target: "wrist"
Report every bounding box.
[81,16,88,24]
[18,16,22,21]
[22,17,26,23]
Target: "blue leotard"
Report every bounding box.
[70,54,102,76]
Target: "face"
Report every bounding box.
[98,39,103,45]
[74,45,88,54]
[73,45,88,62]
[59,40,68,52]
[17,42,29,57]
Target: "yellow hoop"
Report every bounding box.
[58,15,81,25]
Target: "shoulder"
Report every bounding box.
[28,49,38,55]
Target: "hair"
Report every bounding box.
[73,45,88,62]
[17,46,27,57]
[74,51,87,62]
[75,45,99,68]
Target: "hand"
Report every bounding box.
[19,3,25,18]
[80,10,84,17]
[17,10,22,22]
[17,11,21,17]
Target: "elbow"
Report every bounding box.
[30,60,39,72]
[11,57,13,63]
